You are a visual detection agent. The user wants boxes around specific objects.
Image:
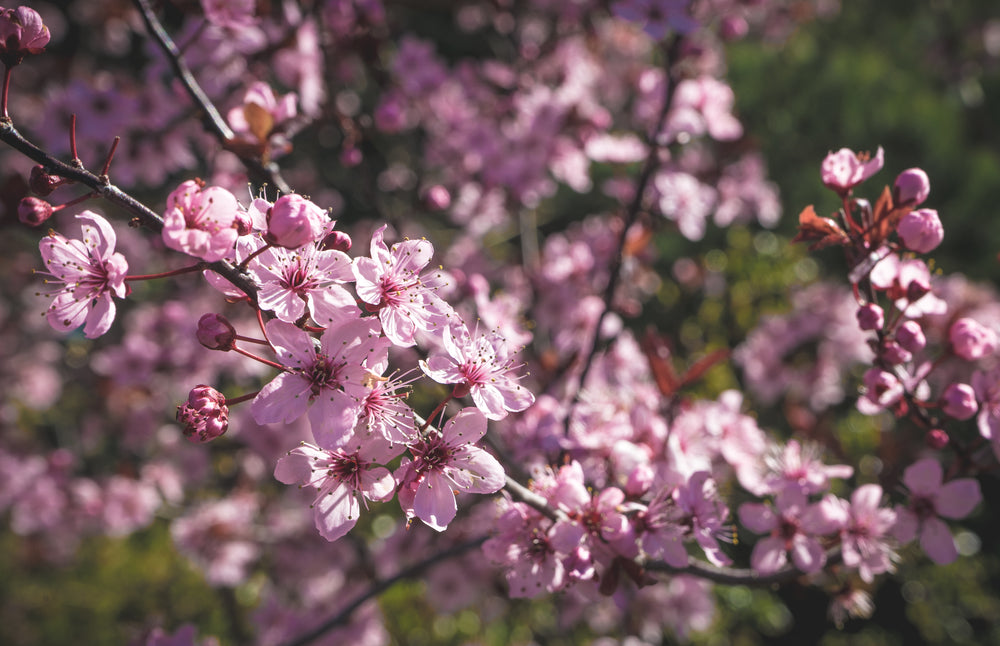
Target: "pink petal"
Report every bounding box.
[413,471,457,531]
[935,478,982,519]
[902,458,943,497]
[313,483,360,541]
[751,536,787,574]
[274,454,311,485]
[920,517,958,565]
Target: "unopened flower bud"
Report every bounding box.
[319,230,352,253]
[625,463,654,498]
[424,185,451,211]
[196,313,236,350]
[905,279,930,303]
[880,340,911,365]
[0,6,50,67]
[926,429,950,450]
[941,383,977,420]
[897,208,943,254]
[18,196,53,226]
[895,320,926,353]
[893,168,930,206]
[29,165,60,196]
[177,385,229,443]
[856,303,884,331]
[950,317,997,361]
[265,194,327,249]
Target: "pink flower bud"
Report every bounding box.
[897,208,943,254]
[177,385,229,443]
[880,340,911,365]
[893,168,930,206]
[895,320,926,353]
[265,194,327,249]
[29,165,60,196]
[18,196,53,226]
[424,185,451,210]
[196,313,236,350]
[941,383,977,420]
[950,317,997,361]
[720,16,748,41]
[925,429,949,450]
[625,463,654,498]
[0,6,50,66]
[319,230,352,253]
[856,303,884,331]
[233,209,253,236]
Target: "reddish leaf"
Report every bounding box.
[679,348,730,388]
[244,102,275,143]
[641,328,679,397]
[792,205,848,250]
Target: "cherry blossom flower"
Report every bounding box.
[37,211,129,339]
[483,498,575,598]
[395,407,504,531]
[857,368,904,414]
[738,490,841,575]
[820,146,884,194]
[251,318,389,448]
[353,224,454,347]
[973,366,1000,449]
[162,180,240,262]
[420,321,534,420]
[892,459,981,564]
[833,484,897,582]
[274,437,400,541]
[675,471,733,566]
[356,370,417,444]
[227,81,296,145]
[251,240,357,326]
[757,440,854,498]
[949,317,997,361]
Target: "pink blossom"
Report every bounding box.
[250,240,357,326]
[856,303,884,331]
[820,146,884,194]
[835,485,897,582]
[949,317,997,360]
[892,459,981,564]
[171,494,260,587]
[201,0,258,29]
[857,368,904,414]
[274,437,400,541]
[758,440,854,498]
[897,208,944,254]
[972,366,1000,445]
[896,320,926,352]
[395,407,504,531]
[483,499,574,598]
[227,81,296,143]
[251,318,390,448]
[37,211,129,338]
[420,322,534,420]
[666,77,743,142]
[674,471,733,566]
[636,486,690,569]
[162,180,240,262]
[655,170,717,241]
[353,224,454,347]
[610,0,700,39]
[738,491,841,575]
[357,370,417,444]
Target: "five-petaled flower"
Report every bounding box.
[37,211,129,339]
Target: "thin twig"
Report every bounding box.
[278,535,488,646]
[563,36,680,434]
[0,120,260,303]
[131,0,293,194]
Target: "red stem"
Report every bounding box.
[232,344,287,371]
[1,65,11,120]
[125,264,206,282]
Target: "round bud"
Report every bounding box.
[897,208,943,254]
[950,318,997,361]
[941,383,978,420]
[926,429,950,450]
[893,168,930,207]
[320,230,352,253]
[29,165,60,196]
[265,194,327,249]
[18,196,53,226]
[856,303,884,331]
[196,313,236,350]
[895,320,926,353]
[424,185,451,211]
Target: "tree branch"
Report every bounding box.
[131,0,293,194]
[0,120,261,304]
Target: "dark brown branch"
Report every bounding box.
[131,0,293,194]
[0,120,260,303]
